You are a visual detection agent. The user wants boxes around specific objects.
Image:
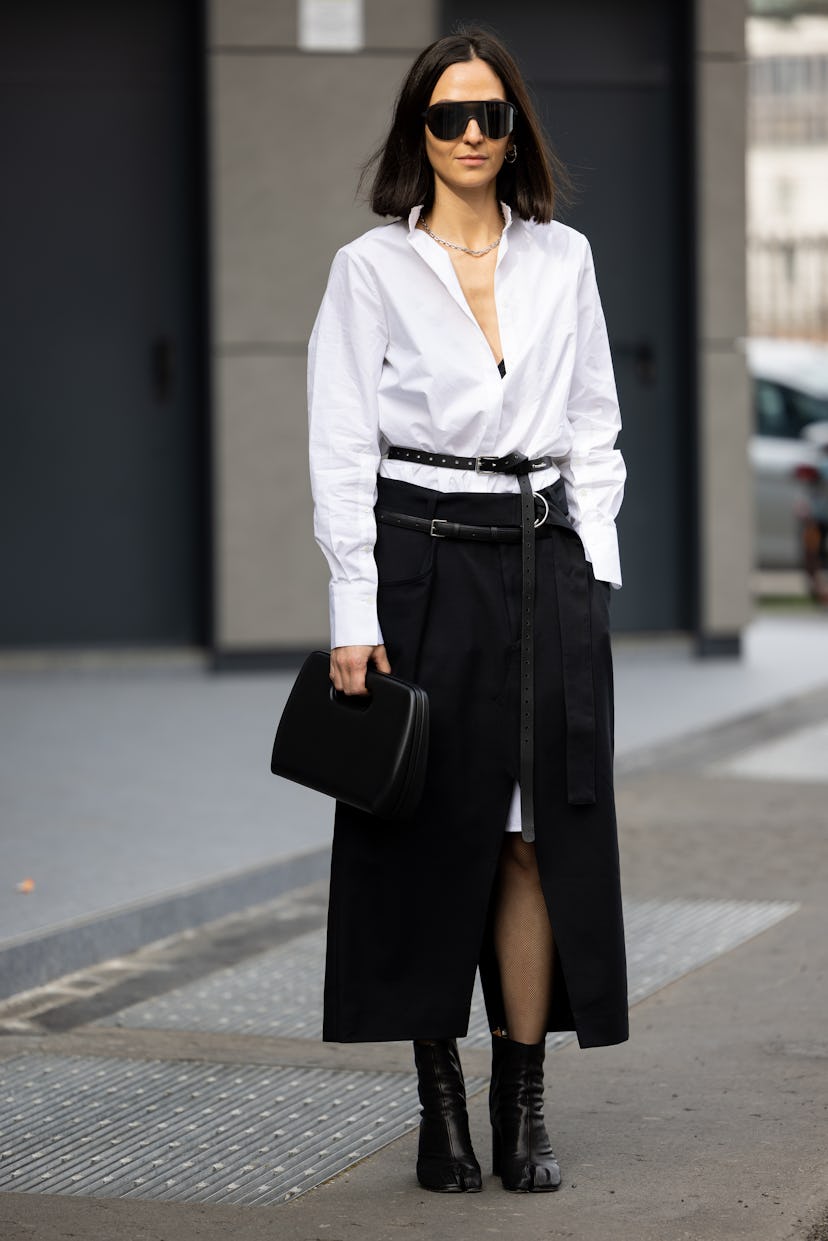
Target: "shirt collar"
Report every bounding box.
[407,201,514,237]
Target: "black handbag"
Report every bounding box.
[270,650,429,821]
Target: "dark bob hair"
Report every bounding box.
[360,26,572,224]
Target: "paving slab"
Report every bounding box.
[0,760,826,1240]
[1,614,828,1241]
[710,718,828,782]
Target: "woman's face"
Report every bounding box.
[423,58,511,200]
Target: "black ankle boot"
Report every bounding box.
[413,1039,482,1192]
[489,1034,562,1191]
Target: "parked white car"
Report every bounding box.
[747,337,828,569]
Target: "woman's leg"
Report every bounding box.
[493,834,554,1042]
[489,834,561,1191]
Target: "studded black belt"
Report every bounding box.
[379,444,596,843]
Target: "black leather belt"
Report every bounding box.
[376,510,548,543]
[381,445,559,844]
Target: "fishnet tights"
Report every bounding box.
[493,835,554,1044]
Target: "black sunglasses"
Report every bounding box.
[422,100,517,141]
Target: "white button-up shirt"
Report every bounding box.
[307,201,625,650]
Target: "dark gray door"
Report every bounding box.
[442,2,693,630]
[0,1,205,646]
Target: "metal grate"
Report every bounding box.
[0,1056,484,1205]
[622,897,799,1003]
[98,929,328,1041]
[0,897,798,1207]
[98,898,799,1047]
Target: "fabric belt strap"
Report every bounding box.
[382,445,597,842]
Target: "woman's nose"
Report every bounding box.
[462,117,485,143]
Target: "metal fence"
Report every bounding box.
[748,235,828,340]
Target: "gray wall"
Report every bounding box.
[207,0,751,653]
[696,0,753,644]
[208,0,438,651]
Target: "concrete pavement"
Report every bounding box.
[2,612,828,998]
[1,657,828,1239]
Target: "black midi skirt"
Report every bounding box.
[323,474,629,1048]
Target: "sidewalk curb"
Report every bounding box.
[0,846,331,1002]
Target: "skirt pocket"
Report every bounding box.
[373,519,436,587]
[377,565,436,684]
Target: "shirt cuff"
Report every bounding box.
[329,582,384,649]
[574,521,622,590]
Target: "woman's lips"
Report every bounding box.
[458,156,486,164]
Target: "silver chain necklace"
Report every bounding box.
[419,211,503,257]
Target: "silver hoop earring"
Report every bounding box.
[504,144,517,164]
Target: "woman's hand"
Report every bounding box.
[330,644,392,696]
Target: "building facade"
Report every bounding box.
[747,14,828,339]
[0,0,751,659]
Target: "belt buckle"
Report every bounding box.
[430,518,449,538]
[475,455,499,472]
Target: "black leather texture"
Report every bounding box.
[271,650,429,821]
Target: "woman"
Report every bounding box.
[307,26,628,1194]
